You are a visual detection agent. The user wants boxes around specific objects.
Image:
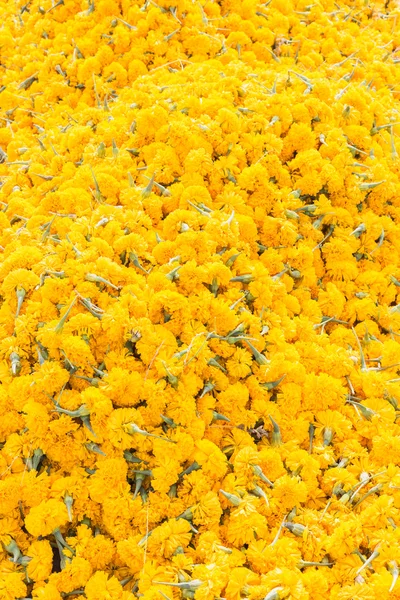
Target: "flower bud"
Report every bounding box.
[263,587,284,600]
[64,493,73,521]
[15,287,26,318]
[251,465,273,487]
[284,522,306,537]
[219,489,241,506]
[388,560,399,592]
[212,411,230,422]
[10,352,21,376]
[260,374,286,391]
[269,415,282,447]
[323,427,333,446]
[4,540,21,563]
[230,274,254,284]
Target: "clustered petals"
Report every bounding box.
[0,0,400,599]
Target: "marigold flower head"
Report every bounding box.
[25,499,69,537]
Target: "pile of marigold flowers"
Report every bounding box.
[4,0,400,599]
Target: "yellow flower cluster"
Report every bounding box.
[2,0,400,598]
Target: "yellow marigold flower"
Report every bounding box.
[26,540,54,583]
[50,557,93,595]
[32,583,62,600]
[101,368,143,407]
[271,474,308,511]
[192,491,222,528]
[82,534,116,571]
[85,571,126,600]
[179,470,213,504]
[147,518,192,558]
[302,372,346,411]
[88,458,128,504]
[225,567,259,600]
[194,439,228,480]
[1,268,39,310]
[0,571,27,600]
[25,499,69,537]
